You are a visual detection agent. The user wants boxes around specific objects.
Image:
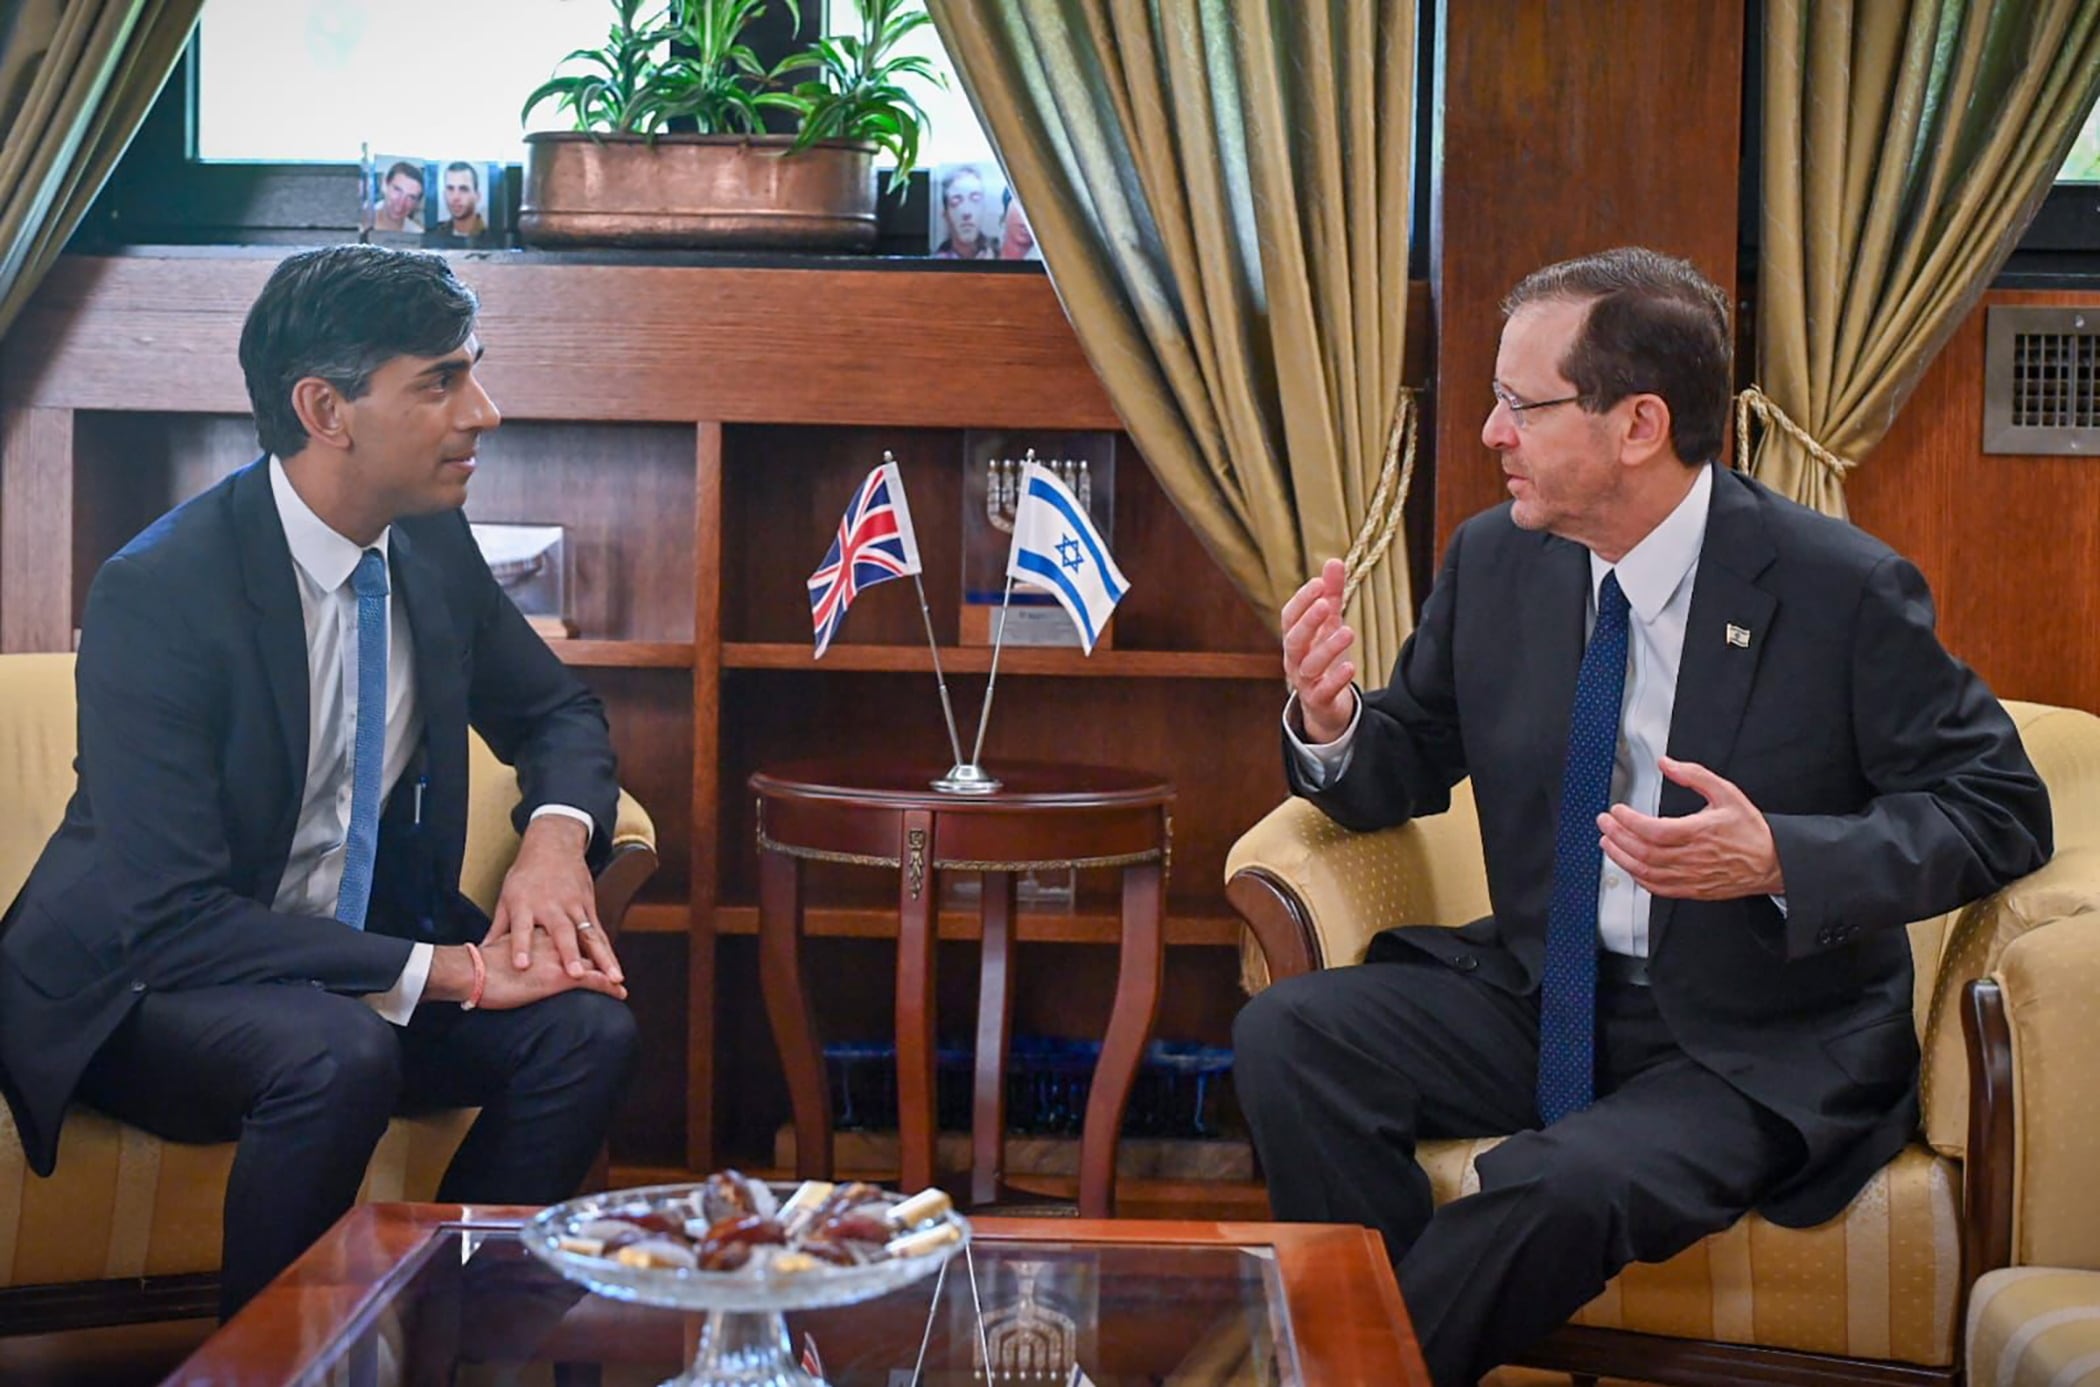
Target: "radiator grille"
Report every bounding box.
[1984,307,2100,455]
[2011,332,2100,428]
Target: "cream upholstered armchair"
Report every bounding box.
[1225,699,2100,1387]
[1961,921,2100,1387]
[0,653,658,1333]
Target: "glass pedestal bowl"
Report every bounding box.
[520,1180,969,1387]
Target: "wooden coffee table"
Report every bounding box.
[167,1202,1428,1385]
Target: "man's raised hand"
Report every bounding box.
[1282,558,1357,744]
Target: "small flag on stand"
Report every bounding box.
[1005,461,1129,654]
[808,459,922,658]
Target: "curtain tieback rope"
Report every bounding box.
[1735,384,1858,482]
[1341,386,1419,610]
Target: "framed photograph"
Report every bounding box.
[959,430,1116,650]
[361,150,432,242]
[470,522,575,641]
[929,161,1005,262]
[994,182,1041,262]
[423,158,506,248]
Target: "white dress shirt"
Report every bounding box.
[1288,466,1724,958]
[267,460,592,1019]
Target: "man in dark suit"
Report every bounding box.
[1233,247,2052,1387]
[0,245,640,1318]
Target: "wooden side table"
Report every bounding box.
[751,759,1173,1217]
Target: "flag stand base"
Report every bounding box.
[931,763,1003,795]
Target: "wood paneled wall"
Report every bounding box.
[1430,0,1747,552]
[1846,289,2100,714]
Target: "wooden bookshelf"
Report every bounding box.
[1,250,1298,1175]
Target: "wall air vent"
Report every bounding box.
[1984,306,2100,455]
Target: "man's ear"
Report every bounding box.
[290,377,353,451]
[1622,394,1676,465]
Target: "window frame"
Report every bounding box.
[75,13,1437,275]
[73,23,955,258]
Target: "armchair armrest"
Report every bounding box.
[592,788,659,940]
[1224,783,1490,992]
[1985,921,2100,1273]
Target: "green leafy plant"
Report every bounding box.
[630,0,775,134]
[522,0,941,191]
[519,0,675,135]
[762,0,941,186]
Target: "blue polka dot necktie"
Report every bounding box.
[1537,570,1630,1125]
[334,548,388,931]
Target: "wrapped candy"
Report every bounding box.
[555,1174,957,1276]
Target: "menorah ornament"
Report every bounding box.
[972,1261,1081,1384]
[986,448,1092,534]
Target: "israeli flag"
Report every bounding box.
[1005,461,1129,654]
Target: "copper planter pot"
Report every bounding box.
[520,132,878,251]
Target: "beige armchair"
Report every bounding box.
[1226,699,2100,1386]
[1961,918,2100,1387]
[0,653,659,1333]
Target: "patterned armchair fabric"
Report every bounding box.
[0,653,656,1297]
[1227,700,2100,1373]
[1964,911,2100,1387]
[1968,1268,2100,1387]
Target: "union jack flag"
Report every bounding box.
[808,460,923,658]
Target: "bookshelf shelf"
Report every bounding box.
[711,902,1242,948]
[552,640,695,669]
[723,642,1277,680]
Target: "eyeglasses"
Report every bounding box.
[1490,381,1588,429]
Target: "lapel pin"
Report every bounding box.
[1726,623,1751,648]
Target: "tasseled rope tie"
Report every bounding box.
[1734,384,1858,482]
[1340,386,1420,610]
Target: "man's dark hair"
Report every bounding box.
[445,160,479,191]
[384,160,424,188]
[1502,247,1733,465]
[238,245,478,459]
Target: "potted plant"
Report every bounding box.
[518,0,937,251]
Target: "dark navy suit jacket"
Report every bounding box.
[1286,465,2052,1226]
[0,458,618,1175]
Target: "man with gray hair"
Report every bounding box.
[1235,246,2051,1384]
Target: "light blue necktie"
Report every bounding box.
[1536,571,1630,1125]
[334,548,388,930]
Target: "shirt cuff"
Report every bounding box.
[364,942,433,1025]
[530,803,596,836]
[1283,689,1362,789]
[1770,895,1788,917]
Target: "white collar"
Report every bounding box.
[1588,464,1711,623]
[269,456,390,592]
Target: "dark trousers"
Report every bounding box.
[78,981,640,1320]
[1233,939,1803,1387]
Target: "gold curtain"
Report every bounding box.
[1755,0,2100,516]
[925,0,1419,675]
[0,0,203,340]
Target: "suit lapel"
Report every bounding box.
[1653,466,1777,944]
[1525,531,1592,828]
[387,524,465,752]
[231,459,311,784]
